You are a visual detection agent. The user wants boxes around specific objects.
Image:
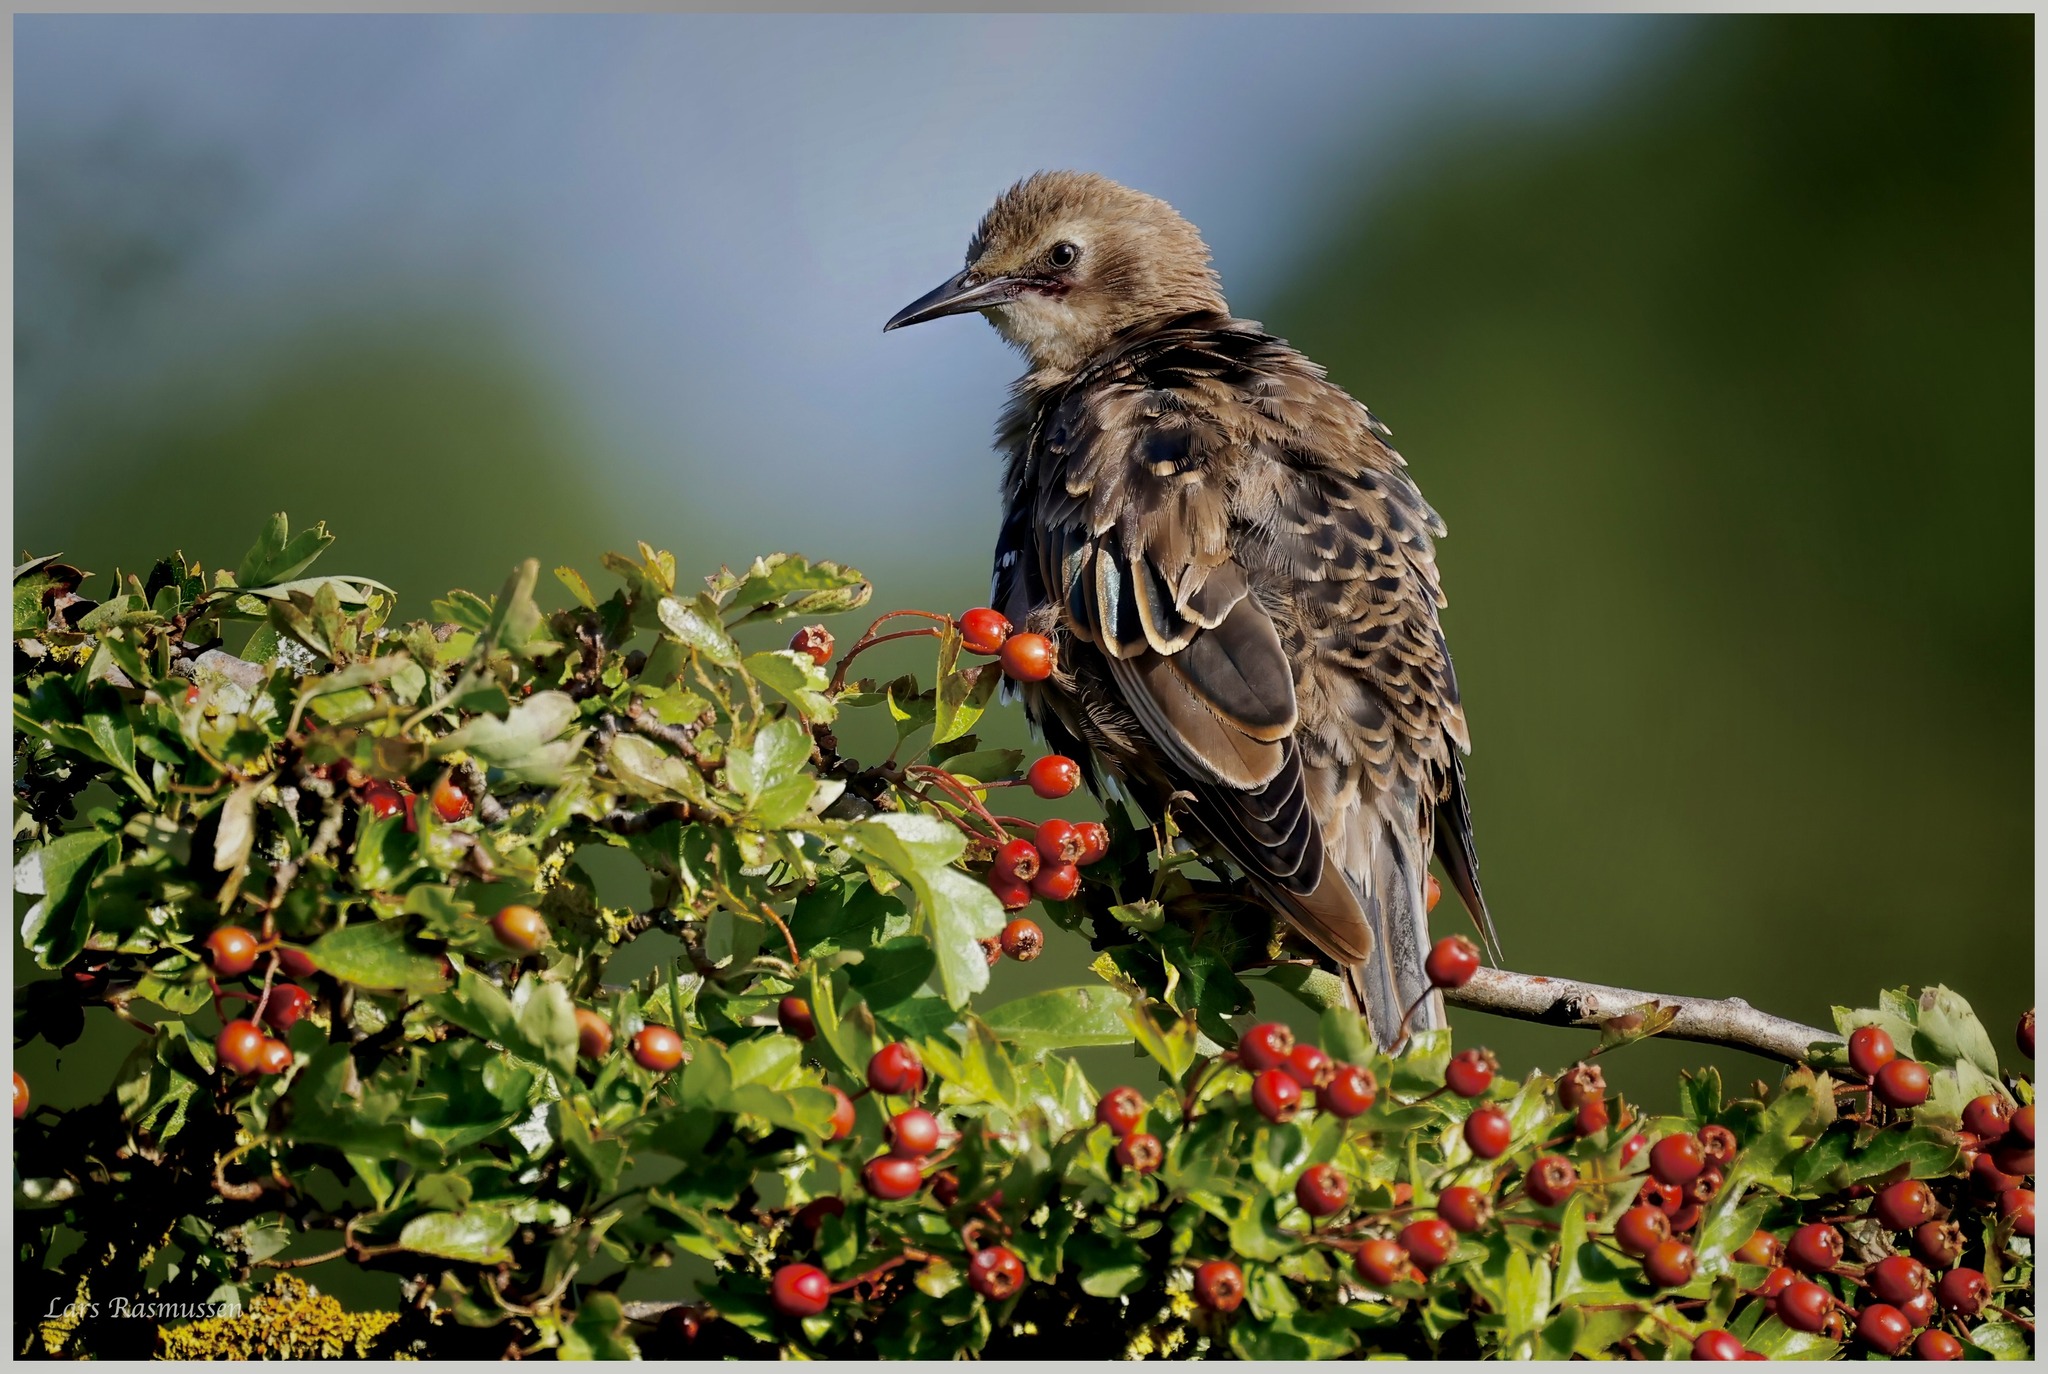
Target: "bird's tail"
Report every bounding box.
[1338,782,1440,1053]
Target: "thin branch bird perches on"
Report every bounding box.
[1442,965,1843,1066]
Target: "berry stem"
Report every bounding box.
[827,621,947,692]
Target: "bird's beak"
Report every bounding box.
[884,269,1029,332]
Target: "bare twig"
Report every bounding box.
[1442,966,1842,1065]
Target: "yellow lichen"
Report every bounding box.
[156,1275,401,1360]
[36,1276,92,1357]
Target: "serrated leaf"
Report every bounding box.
[982,986,1134,1055]
[399,1206,517,1264]
[237,513,334,587]
[310,920,450,993]
[658,595,741,668]
[745,649,837,723]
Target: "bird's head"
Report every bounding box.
[886,171,1227,374]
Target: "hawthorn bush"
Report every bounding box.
[11,517,2035,1359]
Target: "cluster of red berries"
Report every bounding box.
[357,771,473,831]
[1685,1010,2037,1360]
[1235,1020,1380,1127]
[768,1040,1028,1320]
[199,924,319,1077]
[957,607,1053,683]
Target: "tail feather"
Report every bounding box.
[1434,752,1499,964]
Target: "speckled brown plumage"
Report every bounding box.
[890,171,1493,1048]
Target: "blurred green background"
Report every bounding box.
[17,12,2030,1140]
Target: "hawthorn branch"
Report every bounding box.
[1442,966,1843,1066]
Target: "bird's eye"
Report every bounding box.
[1047,242,1079,270]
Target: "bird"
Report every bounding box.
[884,170,1494,1049]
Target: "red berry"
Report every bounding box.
[863,1155,925,1201]
[1283,1043,1334,1091]
[1445,1048,1497,1099]
[575,1008,613,1059]
[1073,821,1110,866]
[216,1019,268,1076]
[2013,1102,2035,1145]
[1998,1187,2034,1236]
[1573,1098,1611,1137]
[997,632,1054,682]
[1963,1093,2015,1142]
[1848,1025,1897,1078]
[1557,1063,1605,1110]
[1688,1165,1724,1205]
[255,1037,293,1076]
[1639,1178,1683,1215]
[1649,1134,1706,1186]
[491,904,549,955]
[11,1071,25,1120]
[887,1108,940,1158]
[2019,1008,2034,1060]
[1615,1206,1671,1256]
[1698,1124,1738,1167]
[777,996,816,1041]
[1026,755,1080,799]
[1399,1218,1456,1273]
[1619,1132,1650,1169]
[867,1042,926,1097]
[183,683,203,706]
[277,946,319,980]
[1973,1150,2022,1195]
[1854,1304,1912,1357]
[1357,1238,1410,1288]
[989,873,1031,911]
[930,1170,960,1207]
[402,793,418,832]
[1899,1288,1937,1330]
[825,1086,856,1141]
[430,775,472,823]
[993,838,1040,884]
[1318,1063,1377,1118]
[1251,1069,1301,1124]
[1029,861,1080,902]
[1644,1239,1695,1289]
[633,1024,685,1072]
[1732,1230,1781,1268]
[1096,1086,1146,1137]
[1463,1106,1512,1160]
[1667,1202,1702,1234]
[1777,1278,1833,1334]
[1424,934,1481,989]
[957,608,1011,656]
[1033,818,1082,866]
[1911,1219,1964,1269]
[205,926,260,977]
[1868,1255,1931,1306]
[1690,1329,1746,1361]
[1192,1259,1244,1312]
[1524,1155,1578,1208]
[967,1245,1025,1301]
[1239,1022,1295,1073]
[1438,1185,1492,1234]
[1995,1140,2035,1178]
[1873,1058,1930,1109]
[1934,1267,1986,1317]
[770,1263,831,1318]
[1116,1132,1163,1174]
[1787,1222,1843,1274]
[1754,1266,1796,1302]
[362,781,405,820]
[999,918,1044,962]
[1294,1164,1349,1217]
[1424,873,1442,912]
[260,984,313,1032]
[1872,1178,1936,1231]
[1914,1330,1965,1361]
[787,624,833,667]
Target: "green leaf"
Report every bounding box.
[843,813,1004,1008]
[745,650,838,723]
[435,691,588,785]
[932,628,999,745]
[1965,1322,2032,1360]
[847,936,939,1011]
[1911,985,2003,1078]
[658,595,742,668]
[982,986,1135,1055]
[309,921,450,993]
[399,1206,518,1264]
[560,1292,639,1361]
[711,553,870,624]
[554,566,597,610]
[1245,962,1347,1013]
[1121,999,1199,1080]
[728,716,816,827]
[17,828,115,968]
[237,513,334,587]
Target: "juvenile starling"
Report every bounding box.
[886,171,1494,1048]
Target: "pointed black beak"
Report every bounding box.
[884,269,1030,332]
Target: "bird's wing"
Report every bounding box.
[1030,324,1492,1030]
